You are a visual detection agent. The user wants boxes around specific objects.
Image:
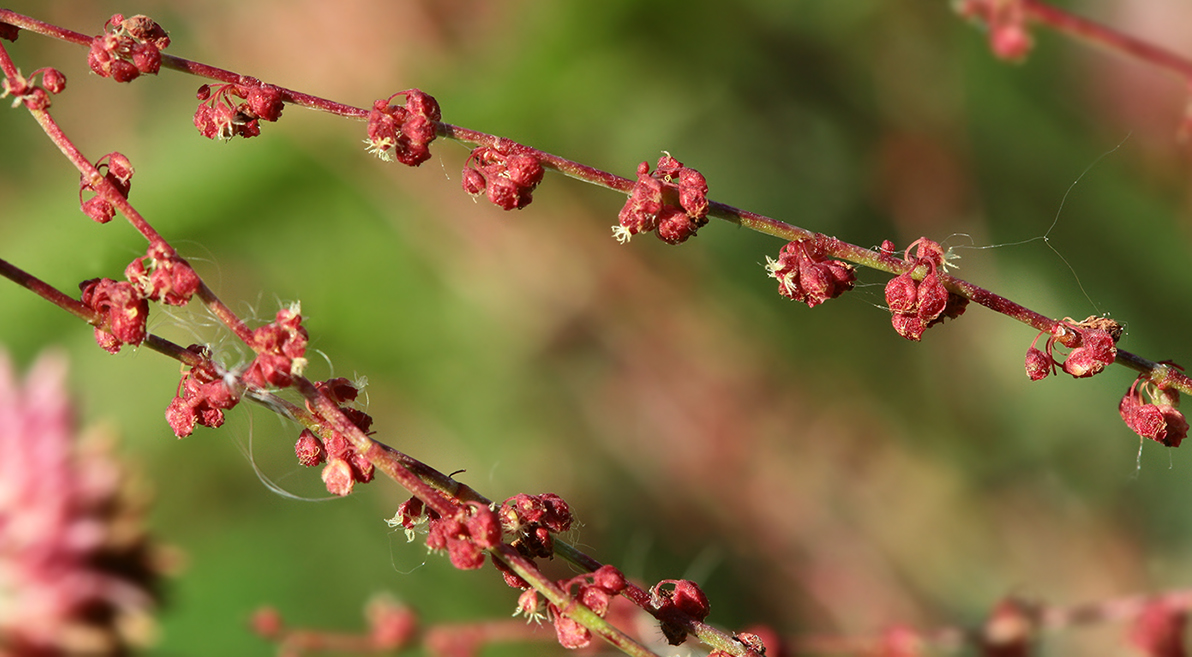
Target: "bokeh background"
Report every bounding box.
[2,1,1192,654]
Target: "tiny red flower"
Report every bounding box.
[650,579,711,645]
[426,502,499,570]
[78,152,134,224]
[957,0,1034,62]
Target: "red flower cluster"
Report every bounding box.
[765,236,856,308]
[79,152,133,224]
[242,306,309,389]
[87,14,170,83]
[425,502,502,570]
[365,89,440,166]
[193,79,285,140]
[1120,371,1188,448]
[614,154,709,245]
[1129,599,1187,657]
[956,0,1033,61]
[79,277,148,354]
[650,579,712,645]
[885,238,968,341]
[546,565,629,649]
[293,378,378,496]
[389,495,429,540]
[0,66,65,111]
[1024,317,1120,381]
[165,345,240,437]
[461,140,545,210]
[499,492,573,560]
[124,243,200,306]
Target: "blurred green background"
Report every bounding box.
[2,1,1192,655]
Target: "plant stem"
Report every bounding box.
[1022,0,1192,82]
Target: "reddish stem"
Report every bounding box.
[1022,0,1192,82]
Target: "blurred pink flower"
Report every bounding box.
[0,350,163,655]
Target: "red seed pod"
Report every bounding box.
[551,613,592,650]
[591,565,627,594]
[246,83,285,121]
[400,115,438,152]
[1024,345,1053,381]
[104,152,134,194]
[892,313,927,342]
[506,153,544,189]
[18,86,49,110]
[165,396,196,437]
[916,269,948,322]
[539,493,573,533]
[81,196,115,224]
[41,68,66,94]
[109,59,141,83]
[655,206,697,244]
[321,457,356,496]
[461,166,486,196]
[402,88,441,122]
[295,429,326,467]
[464,502,502,549]
[121,14,170,50]
[316,377,359,404]
[1061,329,1116,378]
[885,272,919,315]
[131,42,161,74]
